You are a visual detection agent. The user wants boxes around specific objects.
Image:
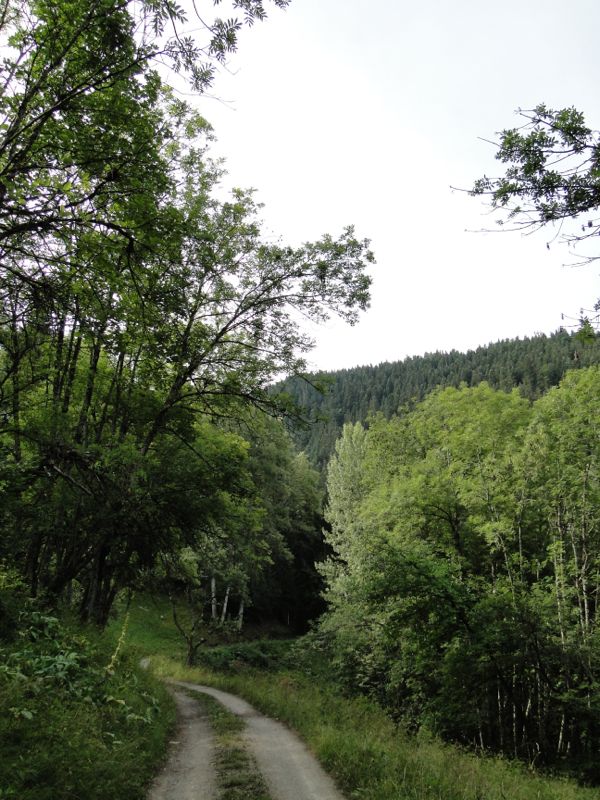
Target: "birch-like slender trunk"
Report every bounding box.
[220,586,230,623]
[9,300,21,461]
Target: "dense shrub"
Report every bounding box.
[0,606,174,800]
[195,638,295,672]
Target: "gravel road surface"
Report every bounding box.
[147,689,217,800]
[169,679,347,800]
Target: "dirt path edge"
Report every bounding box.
[147,688,217,800]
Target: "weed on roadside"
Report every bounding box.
[0,611,175,800]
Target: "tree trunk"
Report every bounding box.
[61,330,82,414]
[9,301,21,461]
[220,586,230,623]
[75,330,104,445]
[211,576,217,620]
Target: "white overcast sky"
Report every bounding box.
[188,0,600,371]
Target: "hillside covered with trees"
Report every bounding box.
[279,329,600,467]
[3,1,600,798]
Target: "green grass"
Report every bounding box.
[190,689,245,737]
[110,595,599,800]
[109,593,292,660]
[110,594,188,661]
[0,608,176,800]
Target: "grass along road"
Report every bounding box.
[116,598,600,800]
[148,654,599,800]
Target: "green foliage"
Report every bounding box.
[0,603,175,800]
[318,370,600,780]
[0,565,26,641]
[150,654,597,800]
[244,416,326,630]
[0,0,369,627]
[278,329,599,468]
[471,105,600,258]
[194,638,294,672]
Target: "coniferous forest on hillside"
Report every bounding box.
[279,329,600,467]
[2,2,600,799]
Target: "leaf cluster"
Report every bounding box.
[471,104,600,262]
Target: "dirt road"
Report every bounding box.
[148,689,217,800]
[149,679,347,800]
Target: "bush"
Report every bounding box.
[0,608,175,800]
[0,565,27,642]
[195,639,294,671]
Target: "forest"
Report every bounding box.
[0,0,369,630]
[2,1,600,798]
[319,373,600,780]
[278,329,600,468]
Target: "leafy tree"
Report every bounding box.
[0,0,374,625]
[278,329,598,469]
[322,421,368,592]
[318,421,388,692]
[471,105,600,262]
[317,375,600,778]
[244,416,326,630]
[517,368,600,768]
[470,104,600,332]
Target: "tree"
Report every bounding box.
[0,0,289,301]
[471,105,600,268]
[244,417,325,630]
[278,329,600,469]
[322,421,368,584]
[0,0,374,626]
[315,375,600,775]
[518,368,600,764]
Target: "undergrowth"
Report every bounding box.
[110,594,292,659]
[0,606,175,800]
[194,638,294,672]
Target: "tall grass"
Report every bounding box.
[110,594,187,661]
